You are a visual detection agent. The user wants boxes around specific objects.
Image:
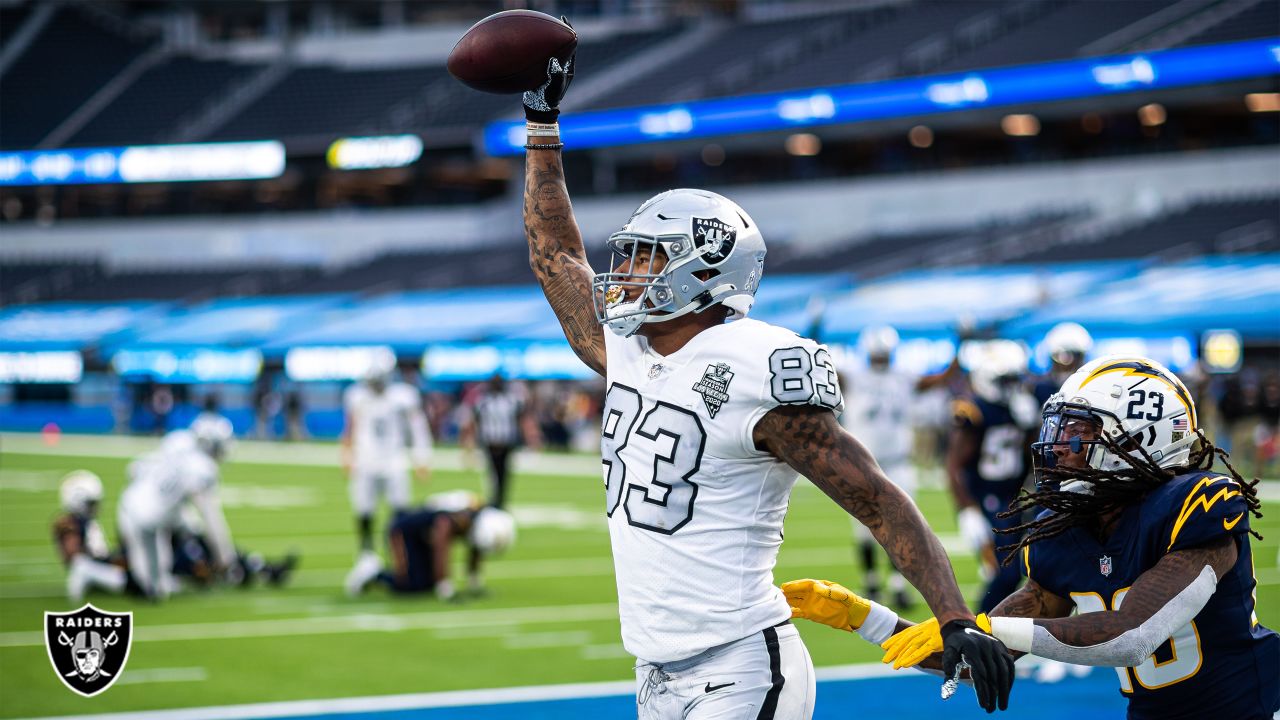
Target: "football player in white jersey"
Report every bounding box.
[840,326,961,609]
[340,359,433,557]
[519,50,1015,717]
[117,416,236,600]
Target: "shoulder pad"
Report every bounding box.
[1163,472,1249,554]
[952,398,984,427]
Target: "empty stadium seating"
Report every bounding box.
[46,265,319,303]
[0,5,156,149]
[1177,0,1280,47]
[5,195,1272,308]
[2,1,1277,148]
[68,57,257,146]
[1016,196,1280,263]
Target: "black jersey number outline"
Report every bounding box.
[601,383,706,535]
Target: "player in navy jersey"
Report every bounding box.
[948,340,1040,613]
[799,356,1278,719]
[344,492,514,600]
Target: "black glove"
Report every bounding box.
[522,16,575,123]
[940,619,1015,713]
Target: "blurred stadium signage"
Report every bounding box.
[326,135,423,170]
[111,348,263,383]
[0,351,83,383]
[1201,329,1243,374]
[483,38,1280,155]
[285,345,397,381]
[422,342,597,381]
[0,141,285,186]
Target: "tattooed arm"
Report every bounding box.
[755,405,973,627]
[523,141,606,376]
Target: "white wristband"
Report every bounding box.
[856,601,900,645]
[990,616,1034,653]
[526,121,560,137]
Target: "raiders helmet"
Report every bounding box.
[593,189,766,337]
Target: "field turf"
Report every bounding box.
[1,435,1276,718]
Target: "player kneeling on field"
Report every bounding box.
[345,491,515,601]
[53,471,127,603]
[785,355,1278,719]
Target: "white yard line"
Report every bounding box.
[502,630,594,649]
[0,602,623,648]
[580,643,632,660]
[114,667,209,685]
[1,432,604,477]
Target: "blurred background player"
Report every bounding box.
[341,356,433,557]
[839,325,961,609]
[117,415,237,600]
[948,339,1039,613]
[460,372,539,509]
[53,471,126,603]
[1034,322,1094,407]
[345,490,515,600]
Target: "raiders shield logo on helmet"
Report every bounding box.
[45,604,133,697]
[692,217,737,265]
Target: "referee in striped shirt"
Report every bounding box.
[462,374,539,508]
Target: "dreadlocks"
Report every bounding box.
[996,429,1264,566]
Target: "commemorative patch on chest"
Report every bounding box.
[691,362,734,418]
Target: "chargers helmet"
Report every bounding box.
[969,340,1029,405]
[59,471,104,516]
[1044,322,1093,367]
[593,189,766,337]
[469,507,516,555]
[1033,355,1198,492]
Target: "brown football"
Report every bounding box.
[447,10,577,95]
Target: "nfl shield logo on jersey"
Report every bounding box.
[692,363,734,418]
[1099,555,1113,577]
[692,217,737,265]
[45,604,133,697]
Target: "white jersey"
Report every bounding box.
[840,367,916,465]
[121,431,218,530]
[343,382,430,471]
[602,318,843,663]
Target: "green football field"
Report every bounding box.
[1,435,1277,719]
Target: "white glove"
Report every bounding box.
[957,507,993,554]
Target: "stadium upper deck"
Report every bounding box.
[1,0,1276,150]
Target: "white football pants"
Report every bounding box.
[349,466,410,517]
[116,507,173,600]
[635,621,814,720]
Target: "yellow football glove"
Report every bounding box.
[880,613,992,669]
[880,617,940,669]
[781,578,871,632]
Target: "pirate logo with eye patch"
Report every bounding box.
[45,604,133,697]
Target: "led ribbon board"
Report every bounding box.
[0,141,286,186]
[483,38,1280,155]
